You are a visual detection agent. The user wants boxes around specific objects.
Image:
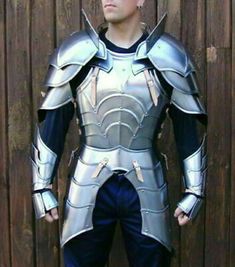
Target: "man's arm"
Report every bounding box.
[169,105,207,225]
[31,85,75,222]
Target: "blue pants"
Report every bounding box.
[64,172,171,267]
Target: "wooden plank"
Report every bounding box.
[81,0,104,31]
[230,0,235,266]
[157,2,182,267]
[158,0,181,39]
[31,1,60,267]
[142,0,157,30]
[0,0,11,266]
[56,0,81,44]
[6,0,34,266]
[205,48,231,267]
[205,2,231,267]
[180,1,206,267]
[206,0,231,48]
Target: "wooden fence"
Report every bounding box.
[0,0,234,266]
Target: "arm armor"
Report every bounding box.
[31,126,58,218]
[178,136,207,219]
[136,17,207,219]
[31,11,107,218]
[31,126,57,191]
[33,189,58,219]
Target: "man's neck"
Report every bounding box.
[105,15,143,49]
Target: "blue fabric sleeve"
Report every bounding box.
[39,102,75,179]
[168,104,200,161]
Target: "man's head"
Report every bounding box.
[101,0,145,24]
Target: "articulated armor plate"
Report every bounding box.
[33,12,207,251]
[178,136,207,219]
[31,127,57,191]
[33,190,58,219]
[31,127,58,218]
[61,50,172,250]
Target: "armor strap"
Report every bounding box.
[91,67,100,106]
[143,69,159,106]
[91,157,109,178]
[132,160,144,182]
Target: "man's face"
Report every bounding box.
[101,0,144,23]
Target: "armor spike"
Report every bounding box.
[146,13,167,53]
[81,9,99,48]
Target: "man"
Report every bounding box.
[31,0,207,266]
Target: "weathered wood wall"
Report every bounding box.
[0,0,234,266]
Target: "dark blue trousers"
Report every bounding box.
[64,172,171,267]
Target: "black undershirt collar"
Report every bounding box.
[99,29,148,53]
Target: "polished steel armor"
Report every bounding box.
[178,136,207,219]
[32,12,207,252]
[31,127,58,218]
[31,127,57,191]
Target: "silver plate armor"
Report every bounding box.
[61,50,173,250]
[31,127,58,219]
[33,190,58,219]
[31,127,57,191]
[33,11,207,252]
[178,136,207,219]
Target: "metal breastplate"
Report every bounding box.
[77,51,169,150]
[61,51,172,251]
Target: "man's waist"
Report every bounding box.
[78,144,159,171]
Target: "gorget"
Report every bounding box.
[61,50,172,251]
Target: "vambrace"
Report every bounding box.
[177,136,207,219]
[31,126,57,191]
[31,127,58,218]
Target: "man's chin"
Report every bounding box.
[104,15,123,24]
